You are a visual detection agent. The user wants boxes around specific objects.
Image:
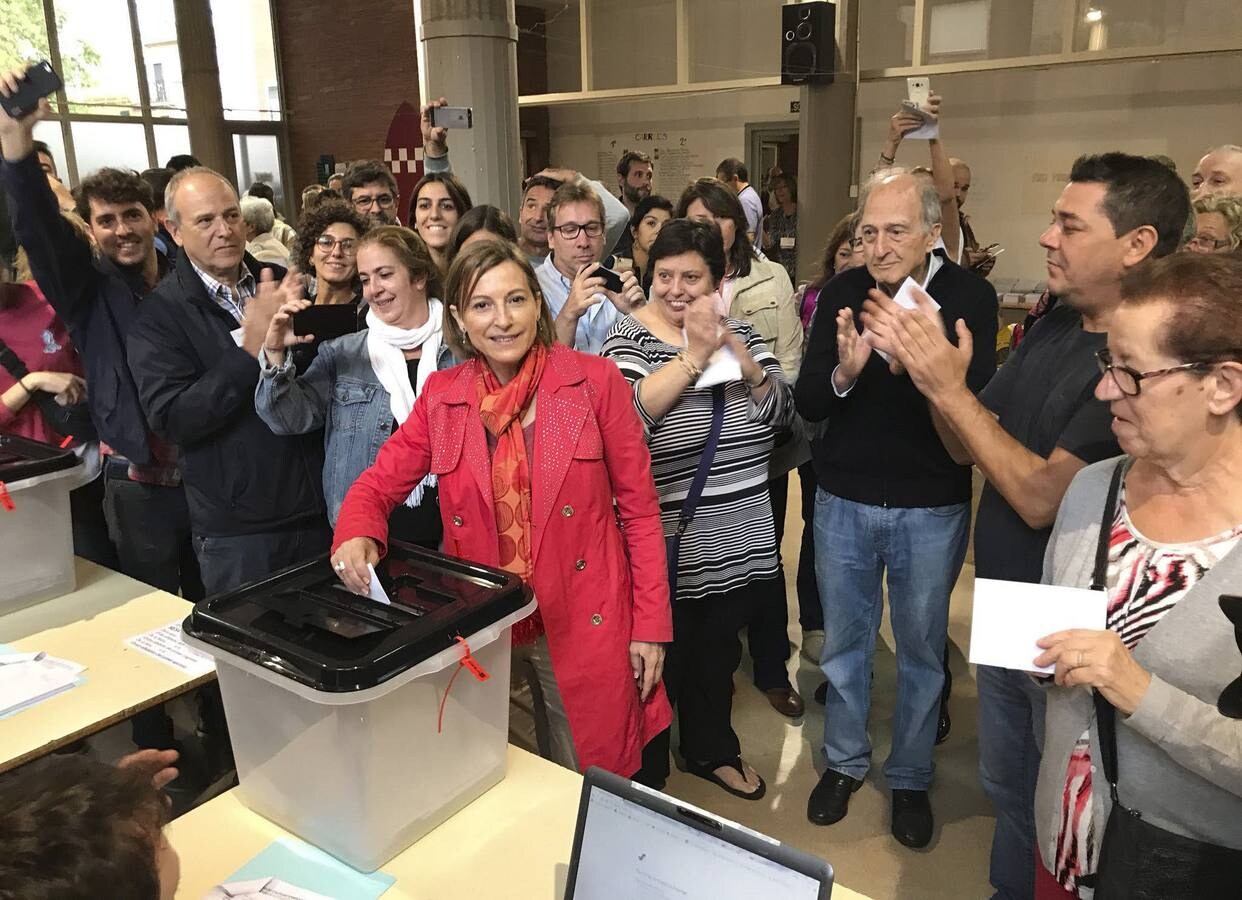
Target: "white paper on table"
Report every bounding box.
[0,656,85,716]
[366,563,391,605]
[862,276,942,363]
[969,578,1107,673]
[125,621,215,677]
[204,877,335,900]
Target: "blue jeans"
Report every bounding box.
[977,664,1046,900]
[814,490,969,790]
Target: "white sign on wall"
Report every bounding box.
[597,132,705,197]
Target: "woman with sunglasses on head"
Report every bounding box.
[328,240,671,780]
[255,226,455,550]
[1032,254,1242,899]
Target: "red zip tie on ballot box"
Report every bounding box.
[436,635,491,733]
[0,482,13,512]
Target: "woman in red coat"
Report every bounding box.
[331,239,672,779]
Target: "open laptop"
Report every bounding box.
[565,767,834,899]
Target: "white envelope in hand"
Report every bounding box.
[968,578,1107,674]
[862,276,941,363]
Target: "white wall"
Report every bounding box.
[547,85,799,197]
[546,50,1242,282]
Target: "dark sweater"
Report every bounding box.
[794,259,998,508]
[126,250,325,537]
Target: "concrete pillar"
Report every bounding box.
[795,0,860,283]
[413,0,523,216]
[173,0,234,179]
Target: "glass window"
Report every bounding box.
[153,124,191,168]
[591,0,675,89]
[137,0,185,117]
[923,0,1063,64]
[70,121,150,178]
[686,0,784,83]
[535,0,582,93]
[860,0,917,70]
[31,121,68,182]
[1,2,52,72]
[1071,0,1242,52]
[211,0,280,120]
[56,0,143,116]
[233,134,285,212]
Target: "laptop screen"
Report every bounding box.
[571,785,823,899]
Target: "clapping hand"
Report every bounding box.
[241,266,303,357]
[833,307,872,391]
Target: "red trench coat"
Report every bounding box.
[333,344,673,776]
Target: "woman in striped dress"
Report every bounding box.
[601,219,793,799]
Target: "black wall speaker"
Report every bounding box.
[781,1,836,86]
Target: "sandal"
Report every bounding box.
[685,756,767,801]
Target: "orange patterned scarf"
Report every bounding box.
[476,342,548,645]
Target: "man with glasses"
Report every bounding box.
[342,160,400,226]
[537,179,645,354]
[861,153,1189,898]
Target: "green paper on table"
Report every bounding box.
[222,837,395,898]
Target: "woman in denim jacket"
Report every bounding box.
[256,226,455,548]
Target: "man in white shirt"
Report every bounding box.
[537,179,644,354]
[716,157,764,249]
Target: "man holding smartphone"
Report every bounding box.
[538,179,646,354]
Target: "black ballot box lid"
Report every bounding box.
[0,434,79,483]
[183,542,531,693]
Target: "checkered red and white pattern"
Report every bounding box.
[383,147,424,175]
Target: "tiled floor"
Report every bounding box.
[654,476,996,899]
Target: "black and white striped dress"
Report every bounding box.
[601,315,794,602]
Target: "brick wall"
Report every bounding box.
[273,0,421,200]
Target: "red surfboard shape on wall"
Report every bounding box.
[383,100,425,226]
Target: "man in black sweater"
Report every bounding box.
[795,172,997,848]
[127,167,327,596]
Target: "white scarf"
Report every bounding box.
[366,299,443,507]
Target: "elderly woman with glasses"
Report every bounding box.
[1032,254,1242,899]
[1186,194,1242,255]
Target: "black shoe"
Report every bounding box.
[813,680,827,705]
[935,703,951,745]
[891,789,934,848]
[807,769,862,825]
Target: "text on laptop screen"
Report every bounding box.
[572,786,821,899]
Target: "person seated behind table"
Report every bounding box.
[613,194,673,288]
[240,196,291,267]
[330,240,672,780]
[255,226,454,549]
[1032,253,1242,898]
[448,204,518,264]
[601,218,795,799]
[0,754,180,900]
[1186,193,1242,255]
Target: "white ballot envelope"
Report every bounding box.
[366,563,391,605]
[863,276,941,363]
[969,578,1108,673]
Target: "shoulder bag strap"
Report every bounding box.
[1091,459,1127,801]
[666,385,726,595]
[0,335,31,382]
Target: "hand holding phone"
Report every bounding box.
[0,61,62,121]
[431,106,473,129]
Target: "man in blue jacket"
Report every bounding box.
[126,167,328,596]
[0,71,202,599]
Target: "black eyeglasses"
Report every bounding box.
[1095,348,1212,396]
[352,193,395,211]
[552,221,605,240]
[315,234,357,254]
